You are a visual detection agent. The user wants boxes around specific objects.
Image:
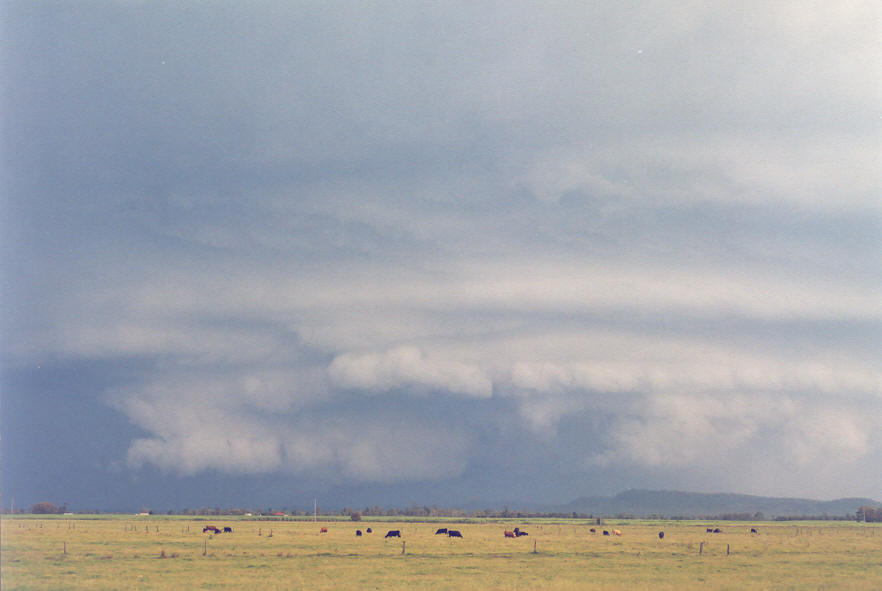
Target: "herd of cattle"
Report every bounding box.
[201,525,761,539]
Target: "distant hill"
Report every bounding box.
[549,489,880,518]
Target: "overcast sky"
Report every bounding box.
[2,1,880,512]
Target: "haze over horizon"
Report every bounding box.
[2,1,880,513]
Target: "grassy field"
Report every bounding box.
[2,516,881,590]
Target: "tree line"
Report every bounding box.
[9,502,882,521]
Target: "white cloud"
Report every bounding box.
[329,346,493,398]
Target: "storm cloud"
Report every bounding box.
[2,1,880,509]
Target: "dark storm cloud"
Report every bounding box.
[2,1,880,509]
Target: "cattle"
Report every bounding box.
[658,531,664,540]
[356,530,362,536]
[516,530,529,537]
[366,528,372,533]
[613,529,622,536]
[504,530,515,538]
[320,527,328,533]
[603,530,610,536]
[447,530,463,538]
[223,527,233,533]
[513,527,520,534]
[202,526,220,534]
[750,528,758,534]
[589,528,596,534]
[713,528,722,534]
[435,528,448,535]
[706,528,714,533]
[384,530,401,538]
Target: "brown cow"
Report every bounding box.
[613,529,622,536]
[504,530,515,538]
[320,527,328,533]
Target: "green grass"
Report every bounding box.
[3,517,881,589]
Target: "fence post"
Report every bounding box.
[699,542,704,555]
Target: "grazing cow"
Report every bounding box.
[658,531,664,540]
[613,529,622,536]
[513,527,520,534]
[320,527,328,533]
[435,528,448,535]
[713,528,722,534]
[223,527,232,533]
[203,526,220,534]
[706,528,714,533]
[366,528,372,533]
[384,530,401,538]
[603,530,610,536]
[589,528,596,534]
[504,530,516,538]
[750,528,758,534]
[447,530,463,538]
[516,531,529,537]
[356,530,362,537]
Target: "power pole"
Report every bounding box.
[314,498,317,523]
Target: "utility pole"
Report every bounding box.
[314,498,317,523]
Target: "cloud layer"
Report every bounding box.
[3,0,880,503]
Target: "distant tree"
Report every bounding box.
[31,502,59,514]
[857,506,882,522]
[350,511,362,522]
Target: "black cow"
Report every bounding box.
[603,530,610,536]
[435,528,448,535]
[384,530,401,538]
[515,531,529,537]
[658,531,664,540]
[366,528,372,533]
[713,528,722,534]
[356,530,362,536]
[223,527,232,533]
[589,528,596,533]
[750,528,758,534]
[203,526,220,534]
[706,528,714,533]
[447,530,463,538]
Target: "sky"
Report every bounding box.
[1,1,880,513]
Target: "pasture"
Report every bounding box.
[2,516,881,590]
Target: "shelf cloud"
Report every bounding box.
[3,0,879,508]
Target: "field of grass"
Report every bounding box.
[2,516,881,590]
